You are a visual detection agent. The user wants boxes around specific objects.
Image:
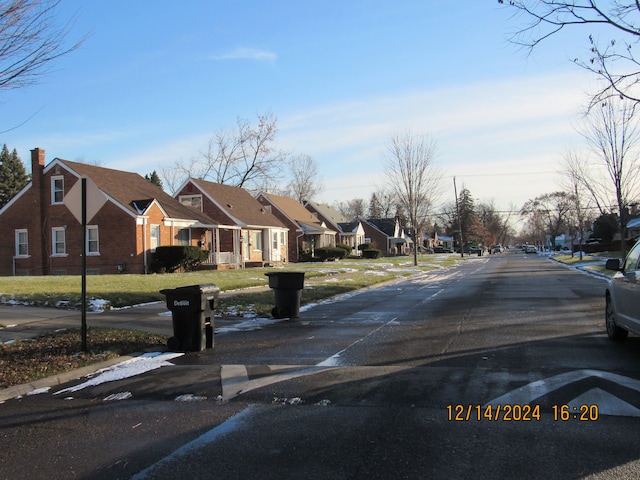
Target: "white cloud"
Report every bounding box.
[278,70,593,209]
[210,47,277,61]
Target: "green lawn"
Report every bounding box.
[0,254,466,313]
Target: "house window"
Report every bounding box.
[150,224,160,251]
[177,228,190,246]
[15,230,28,257]
[272,232,278,250]
[52,227,66,256]
[280,232,285,244]
[179,195,202,211]
[251,231,262,251]
[87,226,99,254]
[51,176,64,204]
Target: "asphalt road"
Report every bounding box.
[2,251,640,480]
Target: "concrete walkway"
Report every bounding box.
[0,302,174,343]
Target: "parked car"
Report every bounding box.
[491,245,504,254]
[433,246,454,253]
[604,239,640,341]
[525,245,538,254]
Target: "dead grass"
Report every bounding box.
[0,327,167,389]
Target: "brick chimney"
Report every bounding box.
[30,148,45,191]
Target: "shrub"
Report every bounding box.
[151,246,209,273]
[358,242,374,251]
[314,246,347,261]
[362,249,382,259]
[336,243,353,257]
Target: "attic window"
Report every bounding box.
[179,195,202,211]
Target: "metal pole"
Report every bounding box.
[453,177,464,258]
[81,178,87,352]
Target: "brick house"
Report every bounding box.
[360,217,412,256]
[174,178,289,268]
[255,192,336,262]
[304,201,365,256]
[0,148,218,276]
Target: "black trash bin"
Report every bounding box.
[265,271,305,319]
[160,284,219,352]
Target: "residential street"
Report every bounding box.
[1,251,640,480]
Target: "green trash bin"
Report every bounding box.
[265,272,305,319]
[160,284,219,352]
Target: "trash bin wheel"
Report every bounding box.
[167,336,180,351]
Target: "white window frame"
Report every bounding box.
[179,194,203,211]
[150,224,160,252]
[51,176,64,204]
[86,225,99,255]
[15,229,28,257]
[52,227,67,256]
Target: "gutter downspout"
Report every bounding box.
[142,217,148,274]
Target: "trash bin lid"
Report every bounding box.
[160,283,219,296]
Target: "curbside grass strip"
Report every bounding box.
[0,353,138,402]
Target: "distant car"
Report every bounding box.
[604,239,640,341]
[525,245,537,254]
[433,246,453,253]
[491,245,504,254]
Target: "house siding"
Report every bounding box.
[0,186,45,275]
[362,227,389,253]
[255,196,300,263]
[0,149,217,276]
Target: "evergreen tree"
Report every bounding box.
[0,145,30,208]
[145,170,163,190]
[368,193,384,219]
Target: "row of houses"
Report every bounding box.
[0,149,418,276]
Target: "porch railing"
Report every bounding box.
[204,251,240,266]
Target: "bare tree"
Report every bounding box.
[163,113,287,195]
[334,198,366,220]
[286,153,323,203]
[368,187,401,218]
[160,155,200,194]
[578,98,640,254]
[477,200,514,247]
[559,149,596,258]
[384,131,442,266]
[0,0,85,92]
[521,192,575,250]
[499,1,640,106]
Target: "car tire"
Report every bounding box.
[606,295,628,342]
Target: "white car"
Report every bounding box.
[525,245,537,254]
[605,239,640,341]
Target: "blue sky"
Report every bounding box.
[3,1,598,214]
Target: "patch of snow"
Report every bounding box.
[54,352,184,395]
[104,391,132,401]
[273,396,304,405]
[27,387,51,396]
[215,317,280,334]
[175,394,207,402]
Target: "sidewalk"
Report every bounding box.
[0,302,174,344]
[0,284,276,344]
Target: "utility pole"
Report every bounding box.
[453,177,464,258]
